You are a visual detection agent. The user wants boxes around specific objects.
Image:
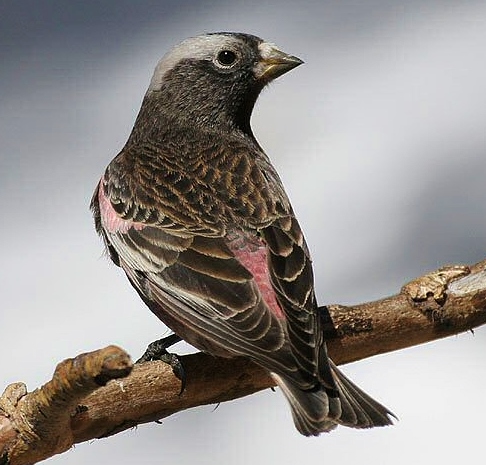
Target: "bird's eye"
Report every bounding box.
[216,50,238,67]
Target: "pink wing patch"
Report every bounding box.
[227,232,285,320]
[97,181,283,319]
[97,180,145,234]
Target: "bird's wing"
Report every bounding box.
[262,217,337,391]
[92,180,295,375]
[91,142,332,388]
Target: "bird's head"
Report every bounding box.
[142,32,303,135]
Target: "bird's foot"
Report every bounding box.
[137,334,186,394]
[137,334,182,362]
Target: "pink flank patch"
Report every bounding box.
[229,235,285,319]
[97,181,145,234]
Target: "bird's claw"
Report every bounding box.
[159,352,186,394]
[136,334,181,362]
[136,334,186,394]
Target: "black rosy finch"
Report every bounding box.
[91,32,393,435]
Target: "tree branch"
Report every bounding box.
[2,260,486,464]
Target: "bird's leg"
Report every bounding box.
[137,334,186,393]
[137,333,182,362]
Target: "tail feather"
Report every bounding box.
[274,376,337,434]
[272,362,395,436]
[330,361,395,427]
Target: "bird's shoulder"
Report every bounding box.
[100,129,291,232]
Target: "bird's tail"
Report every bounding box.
[273,361,394,436]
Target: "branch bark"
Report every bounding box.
[1,260,486,464]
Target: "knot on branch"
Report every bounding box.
[0,345,132,465]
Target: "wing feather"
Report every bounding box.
[262,218,337,390]
[95,181,290,364]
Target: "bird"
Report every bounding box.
[91,32,394,435]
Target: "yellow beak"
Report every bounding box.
[254,42,304,81]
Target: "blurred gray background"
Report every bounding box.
[2,1,486,463]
